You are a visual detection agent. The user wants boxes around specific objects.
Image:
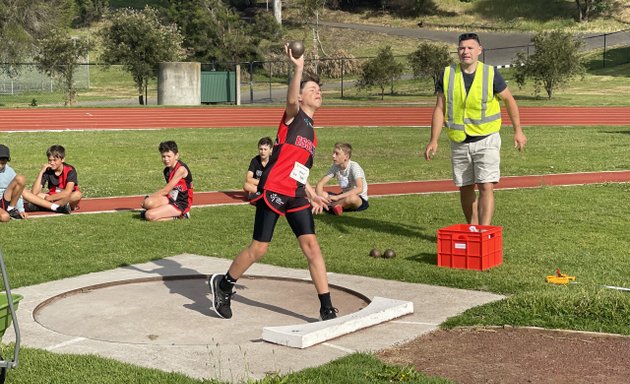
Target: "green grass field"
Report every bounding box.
[1,1,629,382]
[2,125,629,198]
[1,122,630,383]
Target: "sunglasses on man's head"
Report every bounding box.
[458,33,480,43]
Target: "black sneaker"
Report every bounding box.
[56,203,72,214]
[208,274,233,319]
[8,208,22,220]
[320,307,338,321]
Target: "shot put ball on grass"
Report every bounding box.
[288,41,305,58]
[369,248,382,258]
[383,249,396,259]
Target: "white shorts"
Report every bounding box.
[450,132,501,187]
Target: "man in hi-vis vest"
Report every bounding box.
[424,33,527,225]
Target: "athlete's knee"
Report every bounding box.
[71,190,82,201]
[298,235,321,257]
[143,209,162,221]
[13,174,26,187]
[0,212,9,222]
[248,241,269,258]
[142,197,158,210]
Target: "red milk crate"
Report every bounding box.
[437,224,503,271]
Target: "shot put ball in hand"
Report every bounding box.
[288,41,305,58]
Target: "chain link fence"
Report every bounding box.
[1,28,629,107]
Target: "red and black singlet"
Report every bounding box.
[43,163,79,195]
[258,109,317,198]
[164,160,194,213]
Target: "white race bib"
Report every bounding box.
[168,189,179,201]
[289,162,309,184]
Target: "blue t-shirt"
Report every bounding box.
[0,164,25,212]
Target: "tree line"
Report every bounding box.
[1,1,590,105]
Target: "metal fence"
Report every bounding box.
[1,28,629,107]
[479,28,630,67]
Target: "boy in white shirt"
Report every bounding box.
[316,142,369,216]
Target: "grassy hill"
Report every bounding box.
[110,0,630,32]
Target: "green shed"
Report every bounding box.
[201,71,236,103]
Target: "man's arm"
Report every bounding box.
[498,88,527,151]
[424,92,446,160]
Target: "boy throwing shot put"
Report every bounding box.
[316,142,369,216]
[209,43,338,321]
[141,141,193,221]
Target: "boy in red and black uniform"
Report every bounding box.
[141,141,193,221]
[28,145,81,213]
[209,43,338,321]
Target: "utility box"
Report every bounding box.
[158,62,201,105]
[437,224,503,271]
[201,71,237,104]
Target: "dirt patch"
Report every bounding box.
[377,327,630,384]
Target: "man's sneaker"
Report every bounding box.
[332,205,343,216]
[56,203,72,214]
[320,307,338,321]
[208,274,233,319]
[8,208,22,220]
[175,212,190,220]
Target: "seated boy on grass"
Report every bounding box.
[27,145,81,213]
[316,142,369,216]
[243,136,273,200]
[2,144,72,219]
[141,141,193,221]
[0,144,28,221]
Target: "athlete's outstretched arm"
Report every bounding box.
[285,43,304,122]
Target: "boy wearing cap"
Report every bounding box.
[0,144,26,221]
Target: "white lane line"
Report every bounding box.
[391,321,439,326]
[322,342,355,353]
[46,337,87,351]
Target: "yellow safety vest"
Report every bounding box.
[443,62,502,143]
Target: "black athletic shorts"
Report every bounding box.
[327,192,369,212]
[1,195,10,211]
[252,194,315,242]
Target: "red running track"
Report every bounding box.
[1,106,630,131]
[28,171,630,217]
[4,106,629,216]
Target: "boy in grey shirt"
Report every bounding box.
[316,142,368,216]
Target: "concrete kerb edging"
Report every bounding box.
[5,254,505,382]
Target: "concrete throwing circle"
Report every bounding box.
[33,275,370,345]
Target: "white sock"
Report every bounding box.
[7,205,14,211]
[51,203,59,210]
